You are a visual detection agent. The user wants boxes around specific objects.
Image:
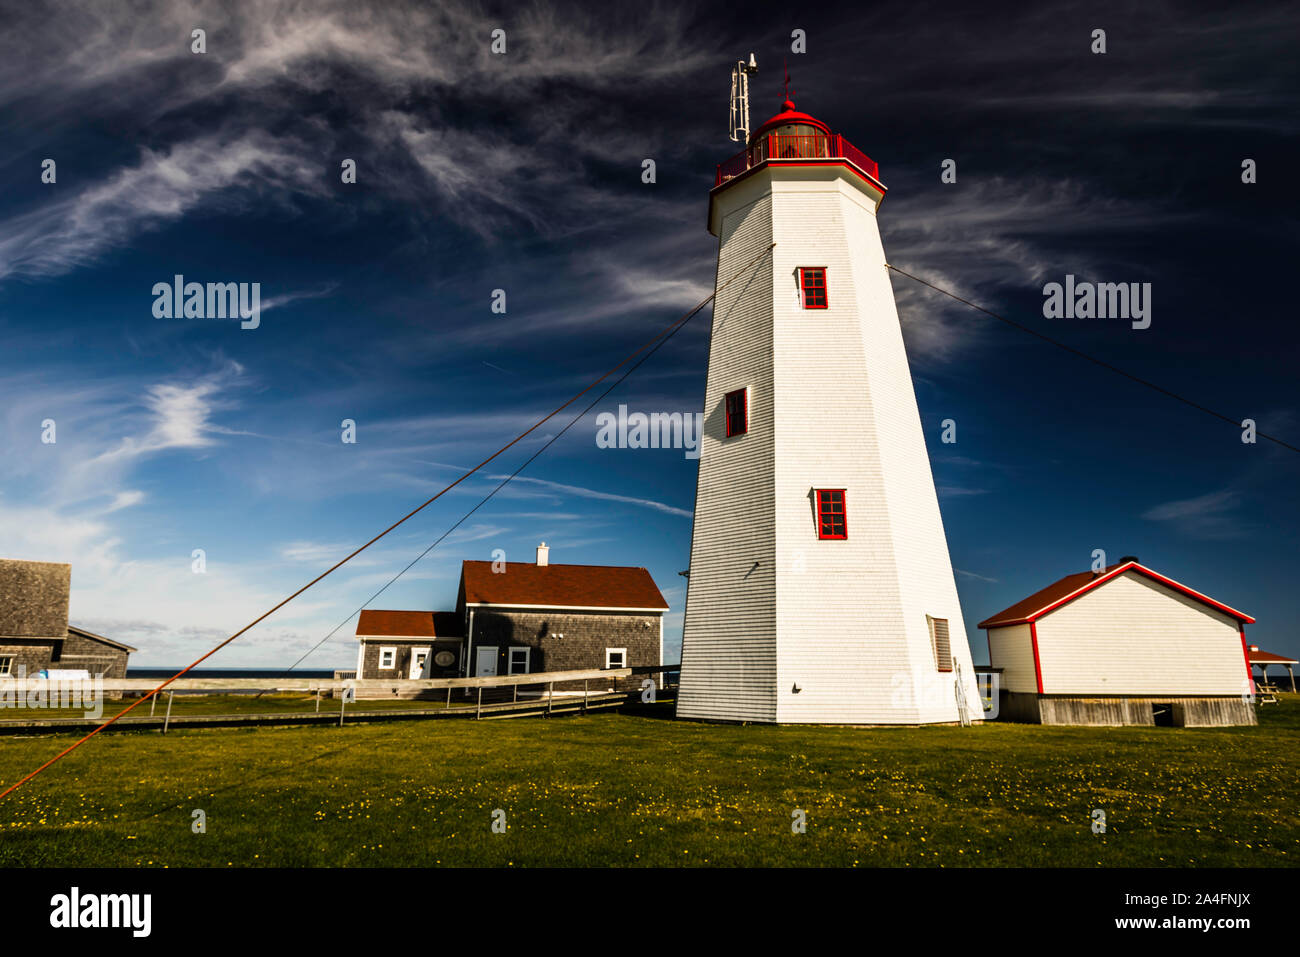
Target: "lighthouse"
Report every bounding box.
[677,91,982,724]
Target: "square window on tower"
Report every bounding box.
[815,489,847,539]
[799,267,828,309]
[725,388,748,437]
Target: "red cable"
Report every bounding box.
[0,242,775,802]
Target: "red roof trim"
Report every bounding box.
[711,157,886,197]
[1239,625,1255,694]
[1029,620,1045,694]
[979,562,1255,628]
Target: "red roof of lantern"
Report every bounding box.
[749,98,831,144]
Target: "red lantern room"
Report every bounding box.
[713,96,882,194]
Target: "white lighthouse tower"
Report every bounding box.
[677,90,982,724]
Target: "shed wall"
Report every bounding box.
[985,623,1037,693]
[1034,571,1249,695]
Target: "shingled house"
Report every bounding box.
[0,559,135,679]
[355,544,668,689]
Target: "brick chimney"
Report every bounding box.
[536,542,549,567]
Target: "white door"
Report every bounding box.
[475,646,497,677]
[409,648,430,680]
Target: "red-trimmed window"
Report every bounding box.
[815,489,847,539]
[799,267,828,309]
[725,388,748,437]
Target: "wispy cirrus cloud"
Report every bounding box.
[499,475,691,518]
[1141,488,1247,540]
[0,132,323,282]
[885,176,1187,360]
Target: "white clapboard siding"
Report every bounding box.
[985,623,1037,693]
[680,161,981,724]
[677,186,778,722]
[1034,571,1249,695]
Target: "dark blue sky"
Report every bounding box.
[0,0,1296,667]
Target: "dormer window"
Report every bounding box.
[799,268,828,309]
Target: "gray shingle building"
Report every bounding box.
[0,558,135,678]
[355,545,667,690]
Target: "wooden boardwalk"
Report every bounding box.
[0,689,630,734]
[0,665,675,735]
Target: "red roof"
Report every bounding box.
[1247,646,1298,665]
[461,561,667,610]
[750,98,830,143]
[356,610,462,638]
[978,562,1255,629]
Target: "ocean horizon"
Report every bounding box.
[126,667,340,679]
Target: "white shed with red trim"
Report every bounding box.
[979,561,1256,726]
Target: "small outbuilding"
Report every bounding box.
[979,559,1256,727]
[0,559,135,679]
[1247,645,1297,693]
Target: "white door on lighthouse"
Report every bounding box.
[678,94,982,725]
[475,646,498,678]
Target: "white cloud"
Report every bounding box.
[1143,489,1239,522]
[1141,488,1247,540]
[500,475,691,518]
[0,132,322,281]
[885,177,1185,360]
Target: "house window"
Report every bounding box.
[378,646,396,670]
[799,267,828,309]
[605,648,627,669]
[815,489,847,539]
[928,616,953,672]
[725,388,748,437]
[508,646,531,675]
[0,656,12,676]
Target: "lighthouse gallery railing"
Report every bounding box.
[715,133,879,187]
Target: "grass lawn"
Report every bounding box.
[0,695,1296,868]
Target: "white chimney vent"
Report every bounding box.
[536,542,549,566]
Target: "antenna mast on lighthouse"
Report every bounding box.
[728,53,758,143]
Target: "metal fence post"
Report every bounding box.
[163,691,173,734]
[476,686,483,719]
[547,681,554,714]
[339,692,346,727]
[582,679,588,713]
[315,687,321,713]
